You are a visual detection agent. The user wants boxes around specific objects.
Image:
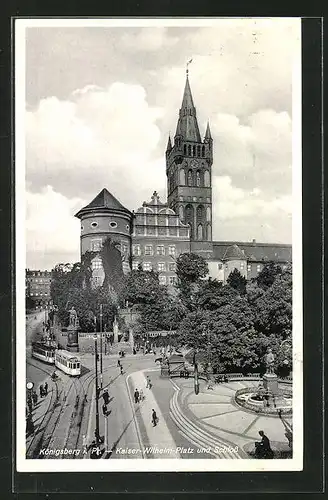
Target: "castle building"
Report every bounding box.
[75,188,132,287]
[75,71,292,287]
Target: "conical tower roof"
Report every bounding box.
[175,74,201,142]
[205,121,212,140]
[75,188,131,219]
[223,244,246,261]
[166,135,172,152]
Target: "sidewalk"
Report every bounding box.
[26,377,54,452]
[127,370,181,459]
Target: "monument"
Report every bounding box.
[66,306,79,352]
[113,316,119,343]
[262,348,279,395]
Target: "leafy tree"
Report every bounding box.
[256,261,283,290]
[195,280,238,311]
[120,267,165,307]
[176,253,208,284]
[175,253,208,310]
[226,268,247,295]
[252,265,292,339]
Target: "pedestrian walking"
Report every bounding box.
[44,382,48,395]
[117,359,121,367]
[146,376,152,389]
[39,384,44,398]
[27,398,33,414]
[134,389,139,403]
[32,391,38,405]
[120,365,123,375]
[139,389,144,402]
[151,409,158,427]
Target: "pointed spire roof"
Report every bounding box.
[75,188,131,219]
[166,135,172,152]
[205,121,212,140]
[175,73,201,142]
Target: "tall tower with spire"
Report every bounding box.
[166,68,213,255]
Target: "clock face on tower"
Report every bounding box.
[190,159,200,168]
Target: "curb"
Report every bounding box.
[169,383,246,459]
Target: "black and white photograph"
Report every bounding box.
[16,17,302,472]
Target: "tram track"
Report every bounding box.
[26,356,132,459]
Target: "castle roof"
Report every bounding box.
[175,74,201,142]
[222,244,246,261]
[213,241,292,263]
[75,188,131,219]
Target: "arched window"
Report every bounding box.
[202,145,205,157]
[204,170,210,187]
[188,145,191,156]
[207,223,212,241]
[197,224,203,240]
[179,205,184,221]
[183,144,187,155]
[179,169,186,185]
[206,207,211,221]
[193,145,196,156]
[196,205,205,222]
[187,170,193,186]
[196,171,201,187]
[185,204,194,238]
[197,145,201,156]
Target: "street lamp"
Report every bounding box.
[94,316,101,444]
[99,304,103,389]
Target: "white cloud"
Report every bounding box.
[24,21,300,267]
[26,186,82,254]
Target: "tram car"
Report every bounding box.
[54,349,81,376]
[31,341,56,364]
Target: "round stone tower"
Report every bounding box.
[222,244,247,282]
[75,188,132,282]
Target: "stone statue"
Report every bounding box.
[68,307,78,328]
[265,348,275,374]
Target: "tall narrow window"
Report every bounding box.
[197,145,201,156]
[188,145,191,156]
[196,171,201,187]
[204,170,210,187]
[179,205,184,220]
[197,224,203,240]
[202,145,205,157]
[185,204,194,239]
[187,170,193,186]
[179,169,186,185]
[193,145,196,156]
[206,207,211,221]
[197,205,205,222]
[206,223,212,241]
[184,144,187,155]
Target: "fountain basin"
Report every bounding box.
[234,385,292,416]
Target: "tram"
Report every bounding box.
[31,341,56,364]
[54,349,81,376]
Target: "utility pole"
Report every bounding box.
[100,304,103,389]
[94,316,101,444]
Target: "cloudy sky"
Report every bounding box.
[21,18,301,270]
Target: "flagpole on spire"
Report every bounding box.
[186,58,193,76]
